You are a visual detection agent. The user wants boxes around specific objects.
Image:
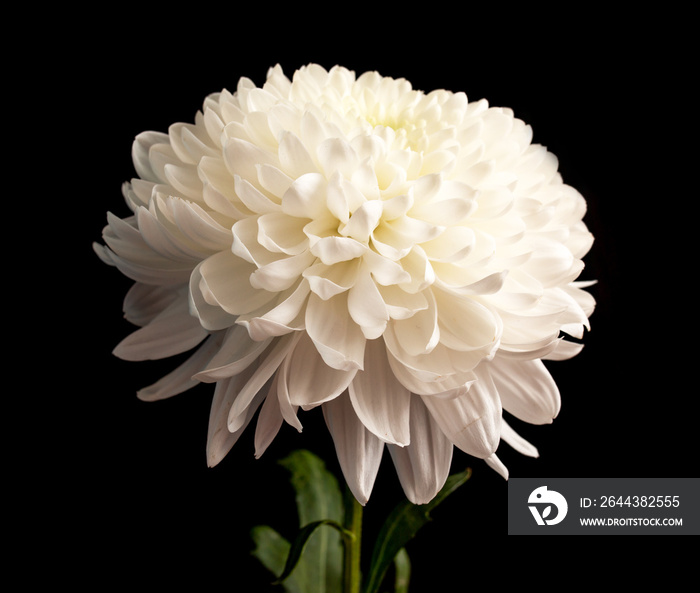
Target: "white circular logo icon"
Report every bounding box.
[528,486,568,525]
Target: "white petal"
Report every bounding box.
[274,362,304,432]
[122,283,178,327]
[136,205,202,263]
[169,198,233,253]
[362,249,411,286]
[234,175,281,214]
[137,334,222,402]
[377,285,428,320]
[435,270,508,296]
[338,200,383,243]
[421,368,502,458]
[101,213,192,285]
[237,279,310,341]
[380,192,413,221]
[168,121,218,165]
[387,289,439,356]
[500,418,539,458]
[257,163,294,199]
[206,365,260,467]
[409,173,442,207]
[484,453,509,480]
[323,393,384,505]
[305,292,366,371]
[162,162,204,202]
[281,172,328,220]
[250,251,316,292]
[410,192,475,227]
[113,297,207,361]
[254,375,287,459]
[326,171,366,223]
[433,287,502,352]
[386,347,478,395]
[317,137,360,179]
[193,324,272,382]
[243,111,278,153]
[388,396,453,504]
[375,219,442,263]
[384,325,484,394]
[347,267,389,339]
[284,332,357,409]
[303,259,360,300]
[257,212,308,255]
[227,333,300,432]
[543,339,584,361]
[300,109,330,160]
[199,156,252,219]
[132,131,169,183]
[278,131,318,178]
[398,246,436,293]
[198,250,277,316]
[232,216,277,267]
[421,226,475,263]
[223,137,276,187]
[519,237,580,288]
[488,357,560,424]
[349,338,411,445]
[310,236,368,265]
[351,159,380,201]
[189,260,238,331]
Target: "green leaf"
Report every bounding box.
[252,450,345,593]
[251,525,301,593]
[363,468,472,593]
[279,449,345,528]
[278,449,345,592]
[273,520,354,586]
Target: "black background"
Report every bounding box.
[27,4,694,587]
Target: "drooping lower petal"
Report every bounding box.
[122,283,179,327]
[113,296,208,361]
[323,392,384,505]
[348,338,411,446]
[206,364,260,467]
[227,333,300,432]
[194,324,272,382]
[500,418,539,458]
[421,367,502,458]
[484,453,509,480]
[487,357,561,424]
[388,395,453,504]
[254,375,287,459]
[137,333,222,402]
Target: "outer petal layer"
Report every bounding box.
[421,367,502,458]
[388,396,453,504]
[323,393,384,505]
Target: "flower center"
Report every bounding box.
[364,112,425,153]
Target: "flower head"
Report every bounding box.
[95,64,594,504]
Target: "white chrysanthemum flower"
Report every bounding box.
[95,64,594,505]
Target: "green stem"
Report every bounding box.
[343,487,363,593]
